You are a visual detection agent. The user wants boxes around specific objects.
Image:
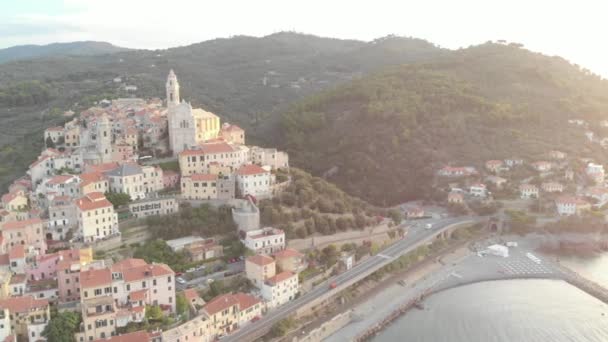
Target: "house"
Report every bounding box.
[235,164,273,199]
[44,126,64,145]
[541,182,564,193]
[586,163,605,184]
[405,206,425,219]
[273,248,306,274]
[1,218,47,256]
[564,169,575,181]
[105,163,145,200]
[220,123,246,145]
[519,184,539,199]
[549,150,567,160]
[201,293,262,338]
[504,158,524,167]
[261,271,299,309]
[249,147,289,170]
[79,172,109,195]
[243,227,285,255]
[92,330,159,342]
[469,183,487,198]
[161,314,212,342]
[180,174,219,200]
[75,192,118,243]
[485,160,503,173]
[0,296,49,342]
[555,196,591,216]
[184,240,223,262]
[437,166,478,177]
[584,187,608,207]
[532,161,552,172]
[181,289,206,314]
[245,254,276,288]
[48,196,78,240]
[0,192,27,213]
[178,142,249,176]
[128,196,178,219]
[447,191,464,204]
[485,176,507,189]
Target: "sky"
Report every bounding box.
[1,0,608,76]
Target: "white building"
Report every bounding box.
[519,184,539,199]
[128,196,178,219]
[75,192,119,242]
[166,236,206,252]
[486,245,509,258]
[261,271,299,309]
[235,164,273,199]
[105,163,145,200]
[249,147,289,170]
[555,196,591,216]
[469,183,487,197]
[243,227,285,255]
[586,163,605,184]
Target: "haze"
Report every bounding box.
[2,0,608,77]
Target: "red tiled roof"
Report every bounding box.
[183,288,200,302]
[0,254,9,266]
[110,259,173,282]
[76,192,113,211]
[188,174,218,182]
[3,218,43,231]
[9,274,26,284]
[129,289,147,301]
[111,258,147,271]
[204,293,239,316]
[247,254,274,266]
[80,268,112,289]
[79,172,106,186]
[273,248,303,259]
[47,175,74,185]
[266,271,296,285]
[1,192,22,204]
[236,164,267,176]
[0,296,48,313]
[234,292,260,311]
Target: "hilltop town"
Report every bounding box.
[1,69,608,342]
[0,70,304,341]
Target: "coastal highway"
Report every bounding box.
[224,215,482,342]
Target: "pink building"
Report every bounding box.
[1,218,47,256]
[26,248,84,282]
[162,170,180,189]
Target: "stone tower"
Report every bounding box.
[166,69,180,107]
[96,114,112,163]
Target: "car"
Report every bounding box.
[251,316,261,322]
[207,278,215,284]
[176,277,187,285]
[425,223,433,229]
[195,265,206,271]
[175,272,183,277]
[186,268,196,273]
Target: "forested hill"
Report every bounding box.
[279,43,608,206]
[0,32,443,191]
[0,41,129,64]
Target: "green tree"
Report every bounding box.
[104,191,132,208]
[42,311,81,342]
[176,293,190,319]
[388,209,403,224]
[146,305,163,321]
[45,136,56,149]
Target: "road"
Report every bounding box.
[224,215,482,342]
[176,261,245,291]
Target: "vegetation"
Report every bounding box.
[267,317,296,338]
[42,310,82,342]
[133,239,189,272]
[506,210,537,234]
[259,168,379,239]
[105,191,132,208]
[279,43,608,205]
[145,203,236,240]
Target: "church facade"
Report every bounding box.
[166,70,222,155]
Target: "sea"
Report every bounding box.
[373,255,608,342]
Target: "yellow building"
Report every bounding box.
[202,293,262,338]
[1,191,28,212]
[193,109,221,143]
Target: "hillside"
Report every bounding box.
[0,41,129,64]
[0,32,443,191]
[279,43,608,205]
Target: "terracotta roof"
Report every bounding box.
[234,292,260,311]
[266,271,296,285]
[8,245,25,260]
[222,124,244,132]
[236,164,267,176]
[80,268,112,288]
[3,218,43,231]
[203,293,239,316]
[556,195,589,206]
[111,259,173,282]
[188,174,218,182]
[79,172,106,186]
[92,331,151,342]
[111,258,147,271]
[29,155,50,168]
[183,288,200,303]
[47,175,75,185]
[273,248,303,259]
[45,126,64,132]
[129,289,147,301]
[1,192,23,204]
[85,162,120,174]
[247,254,274,266]
[0,296,48,313]
[76,192,113,211]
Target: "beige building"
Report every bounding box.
[202,293,262,338]
[250,147,289,170]
[220,123,245,145]
[181,174,218,200]
[1,218,47,255]
[261,271,299,309]
[179,142,249,176]
[245,254,276,288]
[105,163,145,200]
[1,191,28,212]
[273,248,306,273]
[75,192,118,242]
[0,296,50,342]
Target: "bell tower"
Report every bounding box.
[166,69,180,108]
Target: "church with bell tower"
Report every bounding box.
[166,70,221,156]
